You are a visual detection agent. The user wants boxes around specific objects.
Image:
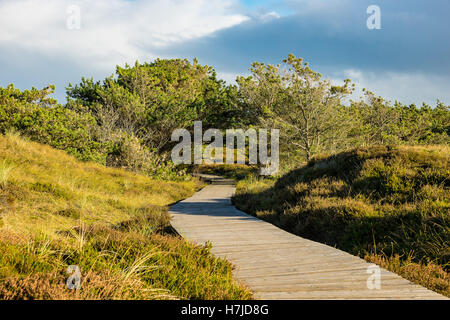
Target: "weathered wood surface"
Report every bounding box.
[169,178,446,300]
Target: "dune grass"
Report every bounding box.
[0,133,252,300]
[232,145,449,296]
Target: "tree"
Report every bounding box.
[66,59,241,152]
[0,84,108,163]
[238,54,353,161]
[351,89,398,145]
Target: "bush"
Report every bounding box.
[233,145,449,295]
[0,84,109,164]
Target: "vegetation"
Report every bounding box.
[0,85,108,164]
[233,145,449,296]
[65,59,245,175]
[0,54,449,299]
[1,56,448,175]
[0,133,251,299]
[237,56,449,169]
[237,54,354,161]
[198,164,259,181]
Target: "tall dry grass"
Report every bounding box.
[0,133,251,300]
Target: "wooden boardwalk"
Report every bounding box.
[169,178,446,300]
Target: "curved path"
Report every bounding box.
[169,178,446,300]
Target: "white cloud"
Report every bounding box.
[0,0,249,71]
[329,69,450,106]
[260,11,280,21]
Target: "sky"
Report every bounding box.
[0,0,449,105]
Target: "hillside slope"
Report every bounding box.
[233,145,449,296]
[0,133,251,299]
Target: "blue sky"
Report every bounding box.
[0,0,449,105]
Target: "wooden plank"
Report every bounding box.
[169,184,447,300]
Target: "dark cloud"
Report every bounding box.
[1,0,449,104]
[156,0,450,77]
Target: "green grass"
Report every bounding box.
[0,160,13,188]
[232,145,449,297]
[0,132,252,300]
[197,164,260,181]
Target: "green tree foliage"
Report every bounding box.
[350,90,450,146]
[1,56,448,177]
[237,55,449,166]
[66,59,243,153]
[237,54,354,162]
[0,84,108,163]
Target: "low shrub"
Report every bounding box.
[233,145,449,296]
